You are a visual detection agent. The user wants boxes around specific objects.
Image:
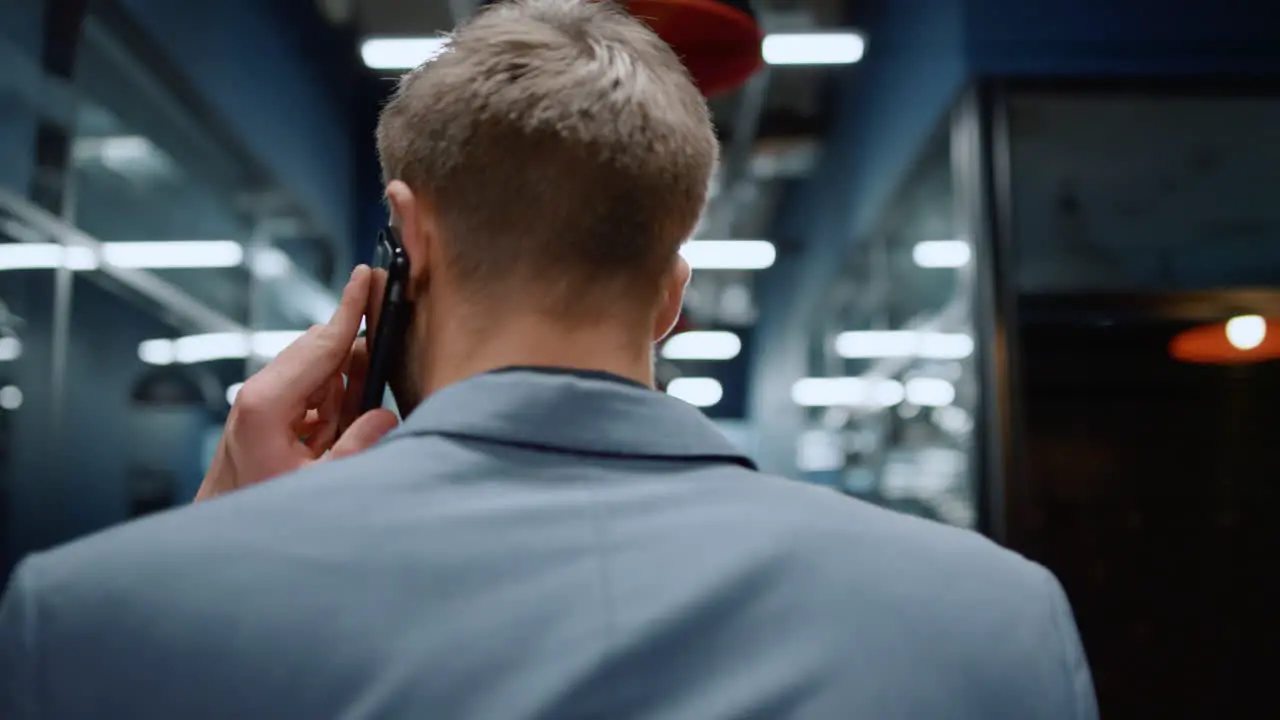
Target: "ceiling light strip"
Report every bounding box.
[0,188,247,335]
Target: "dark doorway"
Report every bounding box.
[1012,293,1280,719]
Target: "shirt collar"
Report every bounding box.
[383,367,756,470]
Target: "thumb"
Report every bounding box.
[327,409,400,460]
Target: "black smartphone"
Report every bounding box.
[360,226,412,414]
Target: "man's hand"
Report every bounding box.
[195,266,400,502]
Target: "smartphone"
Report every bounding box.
[360,226,412,414]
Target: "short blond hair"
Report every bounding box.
[376,0,717,313]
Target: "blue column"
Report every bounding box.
[749,0,970,475]
[117,0,356,261]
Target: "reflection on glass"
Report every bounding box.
[833,330,974,359]
[0,229,56,567]
[0,5,340,564]
[796,130,978,528]
[1007,95,1280,292]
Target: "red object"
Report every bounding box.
[1168,318,1280,365]
[625,0,763,97]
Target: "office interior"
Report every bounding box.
[2,0,1278,716]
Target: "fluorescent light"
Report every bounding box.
[173,333,251,364]
[251,331,306,358]
[680,240,776,270]
[103,240,243,269]
[667,377,723,408]
[0,337,21,361]
[248,246,291,279]
[762,33,865,66]
[834,330,974,360]
[661,330,742,361]
[797,428,844,473]
[137,338,177,365]
[0,243,98,271]
[97,136,153,166]
[369,32,864,70]
[361,36,449,69]
[904,377,956,407]
[912,239,971,268]
[74,135,174,177]
[1225,314,1266,350]
[0,385,22,411]
[138,330,306,365]
[931,405,972,434]
[790,377,904,408]
[0,240,246,271]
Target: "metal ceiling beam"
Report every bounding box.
[0,188,248,335]
[704,68,772,239]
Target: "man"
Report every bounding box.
[0,0,1097,717]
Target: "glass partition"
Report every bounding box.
[0,4,344,569]
[1006,92,1280,293]
[991,83,1280,718]
[0,216,57,562]
[71,17,257,324]
[796,126,979,528]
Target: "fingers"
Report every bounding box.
[305,373,346,455]
[338,338,370,435]
[327,409,400,461]
[343,336,369,378]
[327,265,372,340]
[235,266,372,424]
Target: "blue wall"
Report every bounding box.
[117,0,356,257]
[1,270,214,573]
[0,0,365,578]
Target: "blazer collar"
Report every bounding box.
[384,367,756,470]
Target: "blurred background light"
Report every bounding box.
[834,330,974,360]
[1225,314,1265,350]
[661,330,742,360]
[761,32,865,66]
[903,377,956,407]
[137,330,306,365]
[360,36,449,69]
[680,240,776,270]
[666,376,724,407]
[911,239,971,268]
[363,32,864,71]
[790,376,904,408]
[225,382,244,406]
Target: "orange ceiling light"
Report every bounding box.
[1168,314,1280,365]
[625,0,763,97]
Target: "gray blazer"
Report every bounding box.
[1,369,1097,719]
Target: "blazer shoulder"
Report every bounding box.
[729,469,1069,635]
[743,476,1095,715]
[733,468,1027,573]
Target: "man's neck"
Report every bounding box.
[419,313,655,396]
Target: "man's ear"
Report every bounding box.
[384,180,434,287]
[653,254,691,342]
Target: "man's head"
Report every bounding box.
[376,0,717,394]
